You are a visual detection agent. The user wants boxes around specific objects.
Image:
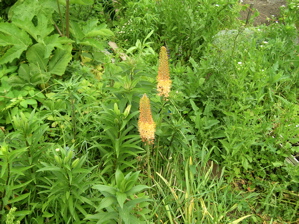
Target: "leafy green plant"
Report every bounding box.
[86,169,151,224]
[116,0,242,62]
[0,110,50,222]
[92,103,143,174]
[37,146,97,223]
[5,207,20,224]
[0,144,32,222]
[0,0,114,128]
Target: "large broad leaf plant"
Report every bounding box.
[0,0,113,126]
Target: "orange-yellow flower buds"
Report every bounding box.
[157,46,172,99]
[138,94,156,145]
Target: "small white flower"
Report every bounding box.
[238,62,242,65]
[55,148,60,151]
[215,4,219,7]
[261,69,264,72]
[263,41,268,44]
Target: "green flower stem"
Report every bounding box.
[146,144,152,186]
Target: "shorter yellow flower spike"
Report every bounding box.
[157,46,172,99]
[138,94,156,145]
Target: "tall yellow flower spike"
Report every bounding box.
[157,46,172,99]
[138,94,156,145]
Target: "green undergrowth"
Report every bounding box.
[1,0,299,223]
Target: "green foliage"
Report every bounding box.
[93,103,143,173]
[87,169,151,224]
[0,0,114,129]
[115,0,242,62]
[0,144,32,222]
[37,146,97,223]
[5,207,20,224]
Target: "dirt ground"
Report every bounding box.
[240,0,287,25]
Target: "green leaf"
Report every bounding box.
[20,99,37,108]
[26,43,48,71]
[14,210,32,217]
[10,180,32,191]
[93,185,117,195]
[98,196,115,210]
[68,196,75,218]
[85,28,114,37]
[15,63,51,86]
[78,39,105,50]
[42,211,53,218]
[124,172,139,191]
[48,45,72,76]
[11,165,33,176]
[9,0,56,21]
[0,65,18,79]
[204,119,220,129]
[116,192,127,209]
[8,192,30,204]
[13,13,53,42]
[125,185,150,195]
[70,21,85,40]
[44,35,73,58]
[37,166,61,172]
[85,212,118,222]
[115,169,125,189]
[0,23,32,64]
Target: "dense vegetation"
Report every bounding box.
[1,0,299,223]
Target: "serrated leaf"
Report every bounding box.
[26,43,48,71]
[44,34,73,58]
[78,38,105,50]
[0,22,32,64]
[48,45,72,76]
[83,19,113,37]
[9,0,56,21]
[70,21,85,40]
[15,64,51,86]
[13,13,53,42]
[85,28,114,37]
[0,44,23,64]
